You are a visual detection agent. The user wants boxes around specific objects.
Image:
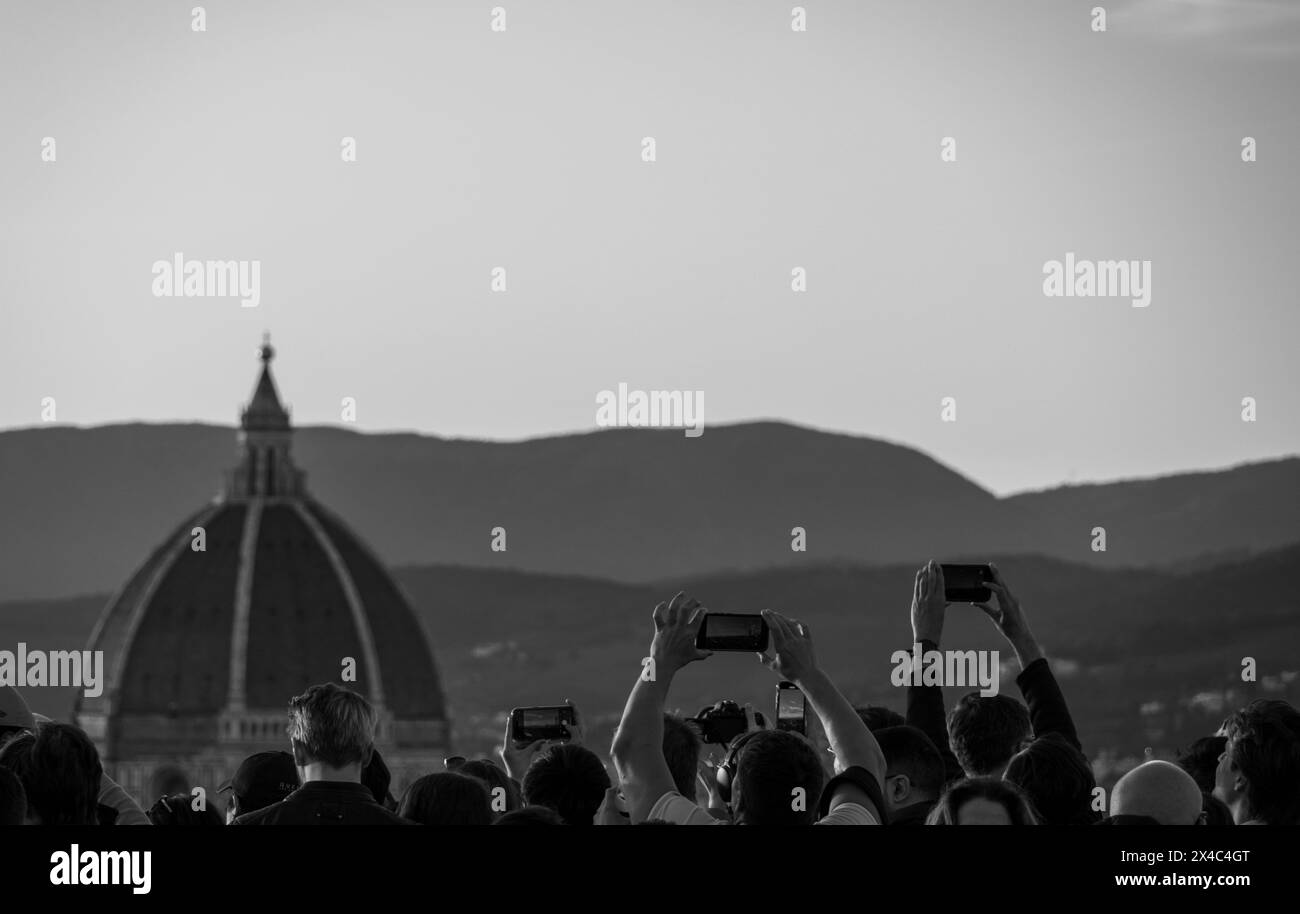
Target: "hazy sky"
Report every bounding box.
[2,0,1297,494]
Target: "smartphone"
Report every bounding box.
[940,563,994,603]
[775,681,806,735]
[509,706,576,744]
[695,613,769,653]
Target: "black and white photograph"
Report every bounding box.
[1,0,1297,895]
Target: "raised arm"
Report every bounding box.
[759,609,886,821]
[976,564,1080,751]
[610,593,711,823]
[905,561,965,784]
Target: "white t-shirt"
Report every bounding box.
[647,791,879,825]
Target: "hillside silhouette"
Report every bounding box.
[1,421,1296,601]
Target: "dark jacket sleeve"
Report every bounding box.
[1015,656,1081,752]
[904,639,965,785]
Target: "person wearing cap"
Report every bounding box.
[0,685,37,748]
[219,751,301,823]
[1,686,150,825]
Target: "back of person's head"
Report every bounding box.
[856,706,905,732]
[521,743,611,825]
[1110,760,1202,825]
[1176,736,1226,793]
[947,693,1031,777]
[146,793,223,826]
[286,683,377,770]
[494,804,565,825]
[0,765,27,825]
[874,726,945,812]
[1218,699,1300,825]
[662,714,702,799]
[1004,733,1099,825]
[221,750,300,820]
[459,759,521,817]
[733,730,824,826]
[926,777,1038,825]
[0,724,103,825]
[149,766,190,800]
[399,772,492,826]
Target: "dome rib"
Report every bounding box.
[93,503,224,716]
[304,501,446,720]
[224,499,263,711]
[290,500,387,709]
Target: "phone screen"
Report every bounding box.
[707,615,762,639]
[698,613,768,651]
[523,709,560,729]
[776,685,805,733]
[778,689,804,720]
[941,564,993,602]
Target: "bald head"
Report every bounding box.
[1112,761,1203,825]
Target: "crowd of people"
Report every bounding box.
[1,562,1298,826]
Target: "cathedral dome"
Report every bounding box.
[75,338,448,799]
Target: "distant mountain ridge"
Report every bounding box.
[0,420,1296,601]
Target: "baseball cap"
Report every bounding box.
[0,686,37,733]
[218,751,299,810]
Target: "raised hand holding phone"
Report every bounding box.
[651,592,712,674]
[756,609,815,683]
[973,564,1043,668]
[498,714,546,782]
[911,560,947,645]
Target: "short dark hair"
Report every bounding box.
[926,777,1038,825]
[875,725,945,799]
[733,730,825,826]
[1004,733,1099,825]
[146,793,223,826]
[947,693,1031,776]
[0,724,103,825]
[1220,699,1300,825]
[0,765,27,826]
[662,714,702,799]
[459,759,521,818]
[399,772,492,826]
[856,706,905,732]
[494,804,565,825]
[522,743,611,825]
[1176,736,1227,793]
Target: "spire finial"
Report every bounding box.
[259,332,274,364]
